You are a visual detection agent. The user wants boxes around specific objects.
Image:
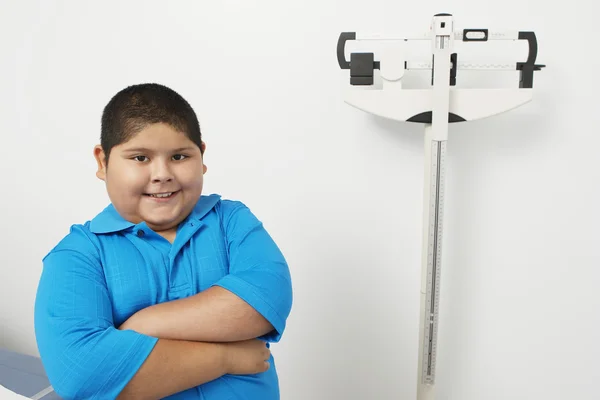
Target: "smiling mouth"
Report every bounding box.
[144,190,179,198]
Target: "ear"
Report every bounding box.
[93,145,107,181]
[201,141,208,174]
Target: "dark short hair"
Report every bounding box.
[100,83,203,164]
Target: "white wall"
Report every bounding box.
[1,1,598,399]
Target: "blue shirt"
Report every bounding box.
[34,194,293,400]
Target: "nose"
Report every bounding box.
[151,160,174,183]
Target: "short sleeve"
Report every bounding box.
[34,225,158,399]
[211,201,293,342]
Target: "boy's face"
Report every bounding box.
[94,122,207,233]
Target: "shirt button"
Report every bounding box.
[137,230,145,237]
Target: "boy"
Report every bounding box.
[34,83,293,399]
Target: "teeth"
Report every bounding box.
[149,192,173,198]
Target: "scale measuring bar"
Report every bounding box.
[336,13,544,400]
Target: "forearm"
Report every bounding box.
[117,338,226,400]
[122,286,274,342]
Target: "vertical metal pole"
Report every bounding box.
[417,124,447,400]
[417,14,453,400]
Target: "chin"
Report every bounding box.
[141,214,179,229]
[145,212,180,224]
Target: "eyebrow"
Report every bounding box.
[121,146,197,154]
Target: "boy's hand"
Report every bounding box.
[222,339,271,375]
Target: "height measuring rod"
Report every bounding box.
[336,13,544,400]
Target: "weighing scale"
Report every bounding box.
[336,13,545,400]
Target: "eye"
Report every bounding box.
[172,154,188,161]
[132,155,148,162]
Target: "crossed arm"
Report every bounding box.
[118,285,275,342]
[115,286,277,399]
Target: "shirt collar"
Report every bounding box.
[89,193,222,234]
